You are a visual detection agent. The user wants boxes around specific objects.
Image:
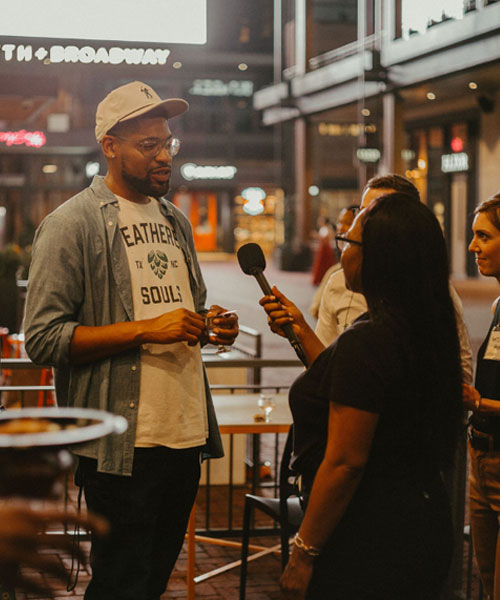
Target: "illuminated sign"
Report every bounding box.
[1,44,170,66]
[86,162,100,178]
[441,152,469,173]
[241,187,266,215]
[450,137,464,153]
[189,80,254,98]
[356,148,381,163]
[0,130,46,148]
[1,0,207,45]
[401,149,416,161]
[181,163,237,181]
[318,122,377,137]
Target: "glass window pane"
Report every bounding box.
[401,0,466,38]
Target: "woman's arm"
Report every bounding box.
[259,286,326,366]
[280,402,379,599]
[463,383,500,415]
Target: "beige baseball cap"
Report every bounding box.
[95,81,189,142]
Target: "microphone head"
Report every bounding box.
[237,243,266,275]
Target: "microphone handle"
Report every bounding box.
[253,270,273,295]
[252,270,309,367]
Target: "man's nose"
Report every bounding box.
[155,145,172,163]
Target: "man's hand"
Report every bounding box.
[463,383,480,412]
[144,308,206,346]
[203,304,239,346]
[0,505,107,597]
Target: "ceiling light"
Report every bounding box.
[238,63,248,71]
[308,185,320,196]
[468,81,478,90]
[361,108,370,117]
[172,61,182,69]
[426,92,436,100]
[42,164,57,174]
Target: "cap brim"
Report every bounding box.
[119,98,189,124]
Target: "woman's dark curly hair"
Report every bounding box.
[360,194,463,469]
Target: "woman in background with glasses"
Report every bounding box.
[260,194,463,599]
[464,192,500,599]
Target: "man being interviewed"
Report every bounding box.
[24,81,238,600]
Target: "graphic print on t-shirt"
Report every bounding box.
[118,215,189,314]
[116,196,208,450]
[148,249,169,278]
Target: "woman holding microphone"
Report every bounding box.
[260,194,463,599]
[464,192,500,599]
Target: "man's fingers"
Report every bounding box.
[185,314,205,329]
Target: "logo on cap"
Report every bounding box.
[141,86,153,100]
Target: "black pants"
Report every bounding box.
[77,446,201,600]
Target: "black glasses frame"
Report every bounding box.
[335,235,363,253]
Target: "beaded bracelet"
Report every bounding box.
[293,534,321,557]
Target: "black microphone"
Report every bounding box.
[237,243,308,367]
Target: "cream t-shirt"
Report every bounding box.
[117,195,208,448]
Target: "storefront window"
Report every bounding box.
[405,119,478,277]
[311,0,358,57]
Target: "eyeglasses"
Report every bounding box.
[113,136,181,158]
[335,234,363,253]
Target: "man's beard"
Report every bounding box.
[121,168,170,199]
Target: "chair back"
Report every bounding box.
[278,425,302,521]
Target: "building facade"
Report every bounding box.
[0,0,282,256]
[255,0,500,276]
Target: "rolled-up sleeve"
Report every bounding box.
[24,212,84,367]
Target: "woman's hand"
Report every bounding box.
[463,383,480,411]
[260,285,326,366]
[259,286,306,339]
[280,547,314,599]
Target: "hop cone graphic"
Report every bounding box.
[148,250,169,279]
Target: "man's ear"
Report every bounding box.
[101,135,118,160]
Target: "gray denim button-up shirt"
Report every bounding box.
[24,176,223,475]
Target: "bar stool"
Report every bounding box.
[38,368,56,407]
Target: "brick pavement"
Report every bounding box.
[13,473,485,600]
[14,480,284,600]
[9,266,497,599]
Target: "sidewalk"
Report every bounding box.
[16,483,283,600]
[14,262,493,599]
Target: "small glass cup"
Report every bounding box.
[257,393,276,423]
[204,311,236,354]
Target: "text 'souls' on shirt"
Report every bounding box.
[117,196,208,449]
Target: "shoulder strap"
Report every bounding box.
[493,298,500,326]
